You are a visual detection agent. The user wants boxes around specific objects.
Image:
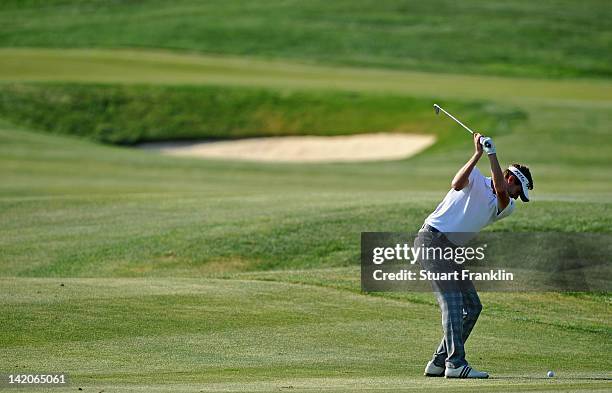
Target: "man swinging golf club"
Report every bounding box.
[418,105,534,379]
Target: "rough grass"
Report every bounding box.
[0,0,611,78]
[0,82,525,144]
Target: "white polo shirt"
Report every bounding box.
[424,167,514,245]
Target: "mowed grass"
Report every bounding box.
[1,101,612,277]
[2,277,610,392]
[1,75,611,391]
[0,0,611,78]
[0,56,611,390]
[1,114,611,391]
[0,2,611,390]
[1,49,612,105]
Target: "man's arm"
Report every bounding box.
[451,133,483,191]
[483,141,511,211]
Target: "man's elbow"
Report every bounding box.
[451,181,465,191]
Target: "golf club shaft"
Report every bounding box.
[436,106,475,135]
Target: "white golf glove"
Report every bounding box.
[480,137,496,155]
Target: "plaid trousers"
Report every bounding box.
[414,229,483,369]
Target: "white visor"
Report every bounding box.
[508,166,530,202]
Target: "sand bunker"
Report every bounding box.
[139,133,435,163]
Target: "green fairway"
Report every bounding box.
[2,276,611,392]
[1,117,610,392]
[1,0,611,78]
[1,49,611,106]
[1,1,611,392]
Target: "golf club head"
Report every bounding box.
[433,104,440,115]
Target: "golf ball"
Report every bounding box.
[547,370,555,378]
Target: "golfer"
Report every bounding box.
[418,133,533,378]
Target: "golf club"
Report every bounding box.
[433,104,491,148]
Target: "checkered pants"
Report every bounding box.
[414,229,483,369]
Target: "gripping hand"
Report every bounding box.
[480,137,496,155]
